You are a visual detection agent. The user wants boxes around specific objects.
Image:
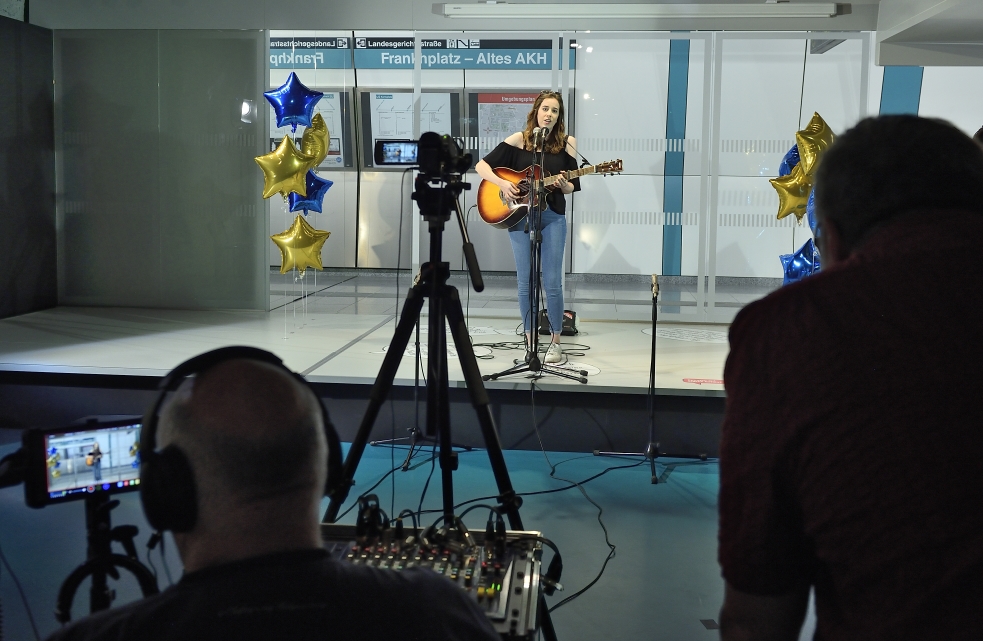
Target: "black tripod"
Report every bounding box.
[594,275,707,482]
[369,318,473,472]
[483,137,587,385]
[322,163,558,641]
[55,493,159,623]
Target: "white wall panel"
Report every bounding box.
[680,175,704,276]
[462,69,555,90]
[683,38,708,176]
[791,213,816,254]
[357,170,414,268]
[714,176,797,278]
[574,37,671,176]
[571,174,665,275]
[867,60,884,119]
[800,38,864,132]
[919,67,983,136]
[717,38,804,178]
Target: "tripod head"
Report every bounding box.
[411,132,472,223]
[410,132,483,292]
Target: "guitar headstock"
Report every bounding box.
[596,159,623,175]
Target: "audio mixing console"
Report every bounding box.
[321,523,542,639]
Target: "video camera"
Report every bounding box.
[374,132,472,178]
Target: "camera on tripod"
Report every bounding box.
[374,132,472,178]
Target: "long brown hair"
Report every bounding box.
[522,90,568,155]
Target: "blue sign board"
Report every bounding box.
[353,37,576,70]
[270,36,353,69]
[268,35,576,70]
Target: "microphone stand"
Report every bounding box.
[593,275,707,482]
[484,127,587,385]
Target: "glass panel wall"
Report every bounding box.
[52,29,877,318]
[568,33,711,321]
[56,29,267,310]
[254,30,870,320]
[707,33,869,322]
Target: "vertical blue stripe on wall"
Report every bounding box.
[879,66,924,115]
[662,39,689,276]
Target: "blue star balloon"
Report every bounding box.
[806,187,818,237]
[288,171,333,215]
[780,238,821,286]
[778,144,801,177]
[264,72,323,132]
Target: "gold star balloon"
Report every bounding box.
[301,113,329,167]
[255,135,315,199]
[271,214,330,275]
[769,163,812,221]
[795,112,835,176]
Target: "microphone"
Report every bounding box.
[532,126,542,143]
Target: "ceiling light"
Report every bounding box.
[436,3,838,19]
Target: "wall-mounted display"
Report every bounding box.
[359,90,461,169]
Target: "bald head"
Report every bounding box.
[159,359,327,504]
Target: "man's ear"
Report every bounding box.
[817,217,848,266]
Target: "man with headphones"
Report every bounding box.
[45,347,500,641]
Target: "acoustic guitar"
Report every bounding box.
[477,159,623,229]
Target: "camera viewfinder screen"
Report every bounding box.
[43,422,142,501]
[378,141,418,165]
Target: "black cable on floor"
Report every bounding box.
[528,382,618,613]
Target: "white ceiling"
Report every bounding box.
[876,0,983,64]
[23,0,983,65]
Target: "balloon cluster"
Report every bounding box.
[255,73,333,275]
[771,112,834,285]
[769,112,834,225]
[780,238,820,286]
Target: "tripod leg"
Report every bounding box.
[323,288,427,522]
[443,286,525,530]
[428,290,458,522]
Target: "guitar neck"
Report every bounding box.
[544,165,595,186]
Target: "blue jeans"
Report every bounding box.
[508,208,566,334]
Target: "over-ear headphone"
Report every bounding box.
[139,346,343,533]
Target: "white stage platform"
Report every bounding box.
[0,305,727,396]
